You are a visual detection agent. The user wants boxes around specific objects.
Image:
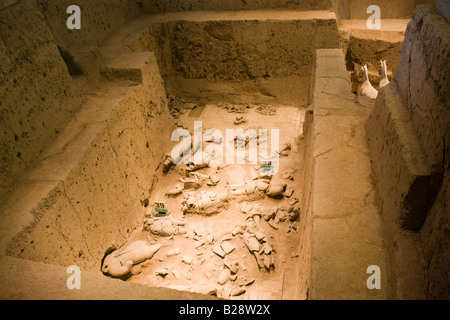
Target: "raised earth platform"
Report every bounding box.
[302,49,388,299]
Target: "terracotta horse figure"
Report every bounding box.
[379,60,390,88]
[359,64,378,100]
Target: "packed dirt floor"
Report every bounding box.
[122,103,306,300]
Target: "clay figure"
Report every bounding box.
[379,60,390,88]
[102,240,161,277]
[359,64,378,99]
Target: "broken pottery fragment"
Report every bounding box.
[207,175,221,186]
[275,208,289,223]
[167,247,181,257]
[256,180,269,191]
[240,201,253,214]
[246,218,256,229]
[263,208,277,221]
[220,241,236,255]
[244,180,257,195]
[218,269,230,285]
[186,161,209,172]
[224,260,240,274]
[289,205,301,221]
[254,252,265,268]
[102,241,161,278]
[221,286,232,299]
[284,186,295,198]
[253,229,266,242]
[182,255,193,265]
[253,214,261,226]
[194,240,206,249]
[213,244,227,258]
[206,234,214,244]
[190,172,210,181]
[243,233,260,252]
[232,225,246,236]
[234,116,247,125]
[182,178,202,190]
[263,243,272,254]
[264,254,272,269]
[268,219,279,230]
[166,183,184,197]
[244,278,255,286]
[266,180,287,199]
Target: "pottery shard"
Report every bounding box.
[289,205,301,221]
[183,178,202,189]
[244,180,257,195]
[194,240,206,249]
[231,287,246,297]
[253,214,261,226]
[254,252,265,268]
[253,229,266,242]
[268,219,279,230]
[221,241,236,255]
[266,181,287,198]
[218,269,230,285]
[240,201,253,214]
[207,175,221,186]
[213,244,227,258]
[284,186,295,198]
[225,260,240,274]
[207,234,214,244]
[276,208,289,223]
[182,255,193,265]
[248,278,257,286]
[243,233,260,252]
[264,254,272,269]
[263,243,272,254]
[263,208,277,221]
[256,180,269,191]
[167,247,181,257]
[232,225,246,236]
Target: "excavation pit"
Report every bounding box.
[116,103,306,299]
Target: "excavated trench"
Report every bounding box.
[97,11,405,300]
[97,12,322,299]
